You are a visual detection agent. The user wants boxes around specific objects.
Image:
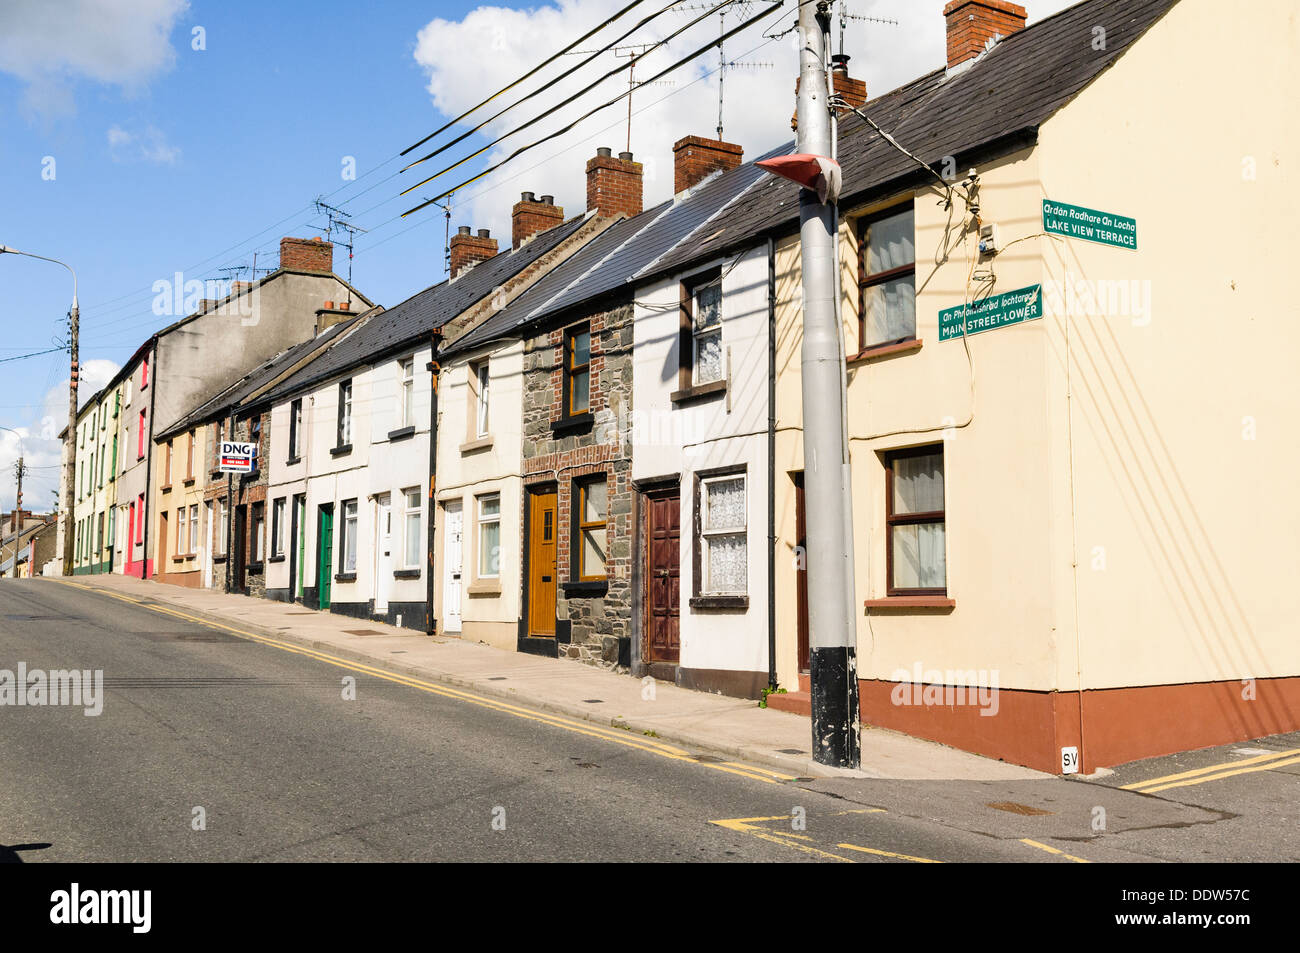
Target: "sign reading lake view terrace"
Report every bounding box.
[1043,199,1137,250]
[218,441,256,473]
[939,285,1043,342]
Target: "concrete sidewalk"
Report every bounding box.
[49,574,1043,782]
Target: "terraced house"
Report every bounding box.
[259,209,604,627]
[67,378,125,575]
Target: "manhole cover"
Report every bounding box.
[778,748,807,755]
[343,629,386,637]
[986,801,1054,816]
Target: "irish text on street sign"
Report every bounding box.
[1043,199,1137,250]
[939,285,1043,342]
[219,440,256,473]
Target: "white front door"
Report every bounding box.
[374,494,393,613]
[443,501,463,633]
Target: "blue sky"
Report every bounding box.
[0,0,1075,510]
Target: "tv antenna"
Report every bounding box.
[677,3,768,139]
[564,43,669,154]
[314,197,369,284]
[837,3,899,57]
[423,192,454,278]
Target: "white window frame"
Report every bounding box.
[699,472,748,596]
[476,493,501,579]
[690,275,724,386]
[402,488,422,570]
[271,498,286,558]
[475,362,491,437]
[342,498,358,573]
[399,358,415,429]
[338,380,353,447]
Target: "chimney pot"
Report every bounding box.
[619,151,634,161]
[457,225,471,235]
[449,227,498,278]
[512,191,565,248]
[477,228,491,239]
[597,146,612,158]
[672,135,743,195]
[521,191,535,202]
[540,195,554,205]
[943,0,1027,70]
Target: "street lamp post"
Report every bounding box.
[0,245,79,576]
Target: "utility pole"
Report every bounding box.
[14,457,24,533]
[796,0,860,768]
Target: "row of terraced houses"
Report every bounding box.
[58,0,1300,773]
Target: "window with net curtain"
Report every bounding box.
[700,473,747,595]
[404,489,422,570]
[886,446,945,594]
[859,205,917,350]
[692,278,723,385]
[477,494,500,578]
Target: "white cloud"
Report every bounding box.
[107,124,182,164]
[410,0,1079,244]
[0,0,189,115]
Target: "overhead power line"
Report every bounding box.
[405,0,692,173]
[0,345,66,366]
[400,0,740,194]
[402,0,649,159]
[401,0,782,217]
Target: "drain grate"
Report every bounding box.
[343,629,386,637]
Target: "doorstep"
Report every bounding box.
[765,673,811,716]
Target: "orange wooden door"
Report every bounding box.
[645,490,680,663]
[527,489,558,636]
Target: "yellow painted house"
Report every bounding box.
[755,0,1300,772]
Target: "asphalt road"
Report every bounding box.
[0,578,1294,863]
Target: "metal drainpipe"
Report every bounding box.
[767,237,777,693]
[425,326,443,636]
[140,339,158,580]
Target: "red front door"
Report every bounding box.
[645,489,680,664]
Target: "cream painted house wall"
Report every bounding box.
[773,0,1299,697]
[434,340,526,652]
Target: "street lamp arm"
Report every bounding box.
[0,245,78,309]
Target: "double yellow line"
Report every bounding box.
[51,580,791,786]
[1122,747,1300,795]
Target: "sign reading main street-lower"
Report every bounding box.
[939,285,1043,342]
[1043,199,1137,250]
[219,441,256,473]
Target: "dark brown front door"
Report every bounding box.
[233,504,247,593]
[527,488,557,636]
[794,472,810,673]
[645,489,680,664]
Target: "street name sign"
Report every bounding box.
[218,441,256,473]
[939,284,1043,342]
[1043,199,1137,250]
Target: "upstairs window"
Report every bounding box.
[337,380,353,447]
[885,445,946,595]
[564,325,590,416]
[288,399,302,459]
[858,204,917,351]
[473,362,491,437]
[683,269,723,386]
[399,358,415,429]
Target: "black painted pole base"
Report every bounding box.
[810,646,861,769]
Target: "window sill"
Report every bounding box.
[689,594,749,611]
[550,412,593,435]
[247,562,265,573]
[387,426,416,443]
[329,444,353,457]
[213,555,227,564]
[285,456,301,467]
[268,554,286,564]
[670,379,727,405]
[334,571,357,582]
[460,435,494,454]
[394,568,421,580]
[864,596,955,611]
[467,580,502,596]
[171,555,188,564]
[848,339,923,365]
[183,477,195,487]
[160,484,172,493]
[561,580,608,597]
[211,469,224,480]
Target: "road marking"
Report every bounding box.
[837,842,943,863]
[1136,755,1300,795]
[1121,747,1300,792]
[1019,838,1090,863]
[51,580,781,786]
[721,762,797,780]
[710,816,854,862]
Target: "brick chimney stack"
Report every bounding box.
[944,0,1027,70]
[449,226,498,278]
[672,136,743,195]
[512,192,565,249]
[279,236,335,274]
[586,147,643,219]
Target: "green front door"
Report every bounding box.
[317,505,334,610]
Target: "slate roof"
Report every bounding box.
[650,0,1178,276]
[260,213,591,404]
[157,314,364,439]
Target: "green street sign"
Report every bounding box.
[1043,199,1137,250]
[939,285,1043,342]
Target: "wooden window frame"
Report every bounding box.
[679,267,724,391]
[856,203,918,356]
[189,503,199,556]
[185,430,195,480]
[563,323,591,418]
[690,465,749,608]
[884,444,947,597]
[288,398,303,460]
[573,474,608,583]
